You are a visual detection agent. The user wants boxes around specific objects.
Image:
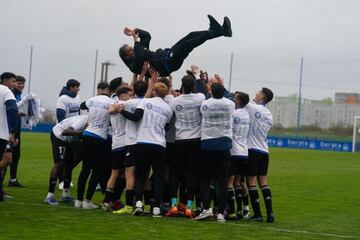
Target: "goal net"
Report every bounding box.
[352,116,360,152]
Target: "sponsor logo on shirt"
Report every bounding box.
[146,103,153,109]
[175,105,183,111]
[234,117,241,124]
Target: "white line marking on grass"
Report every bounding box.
[4,201,359,239]
[226,222,359,239]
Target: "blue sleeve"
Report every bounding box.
[56,108,66,122]
[223,89,235,102]
[5,99,19,133]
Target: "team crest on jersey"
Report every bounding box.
[234,117,241,124]
[202,105,208,111]
[146,103,153,109]
[255,112,262,118]
[175,105,183,111]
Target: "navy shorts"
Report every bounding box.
[248,149,269,176]
[230,156,249,176]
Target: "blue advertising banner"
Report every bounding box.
[24,124,354,152]
[268,137,352,152]
[22,124,54,133]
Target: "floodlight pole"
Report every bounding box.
[28,45,34,93]
[296,57,304,137]
[228,52,234,92]
[92,49,99,96]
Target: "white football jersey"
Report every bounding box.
[56,94,80,120]
[230,108,250,157]
[52,115,88,142]
[200,97,235,140]
[83,95,112,140]
[136,97,173,147]
[169,93,205,140]
[0,85,16,141]
[245,102,273,153]
[110,100,127,150]
[124,97,143,146]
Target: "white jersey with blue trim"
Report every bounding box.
[136,97,173,147]
[169,93,205,140]
[0,85,16,141]
[83,95,112,140]
[110,99,127,151]
[245,102,273,153]
[230,108,250,157]
[107,93,119,138]
[56,94,80,119]
[52,115,88,142]
[124,97,143,146]
[200,97,235,140]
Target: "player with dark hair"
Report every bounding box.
[245,87,275,223]
[7,75,27,187]
[56,79,81,190]
[75,82,112,209]
[0,72,18,201]
[44,115,88,205]
[118,82,174,217]
[56,79,81,122]
[119,15,232,77]
[113,80,149,215]
[195,82,235,222]
[227,92,251,220]
[101,87,133,211]
[167,73,205,218]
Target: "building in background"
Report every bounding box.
[335,93,360,104]
[268,92,360,129]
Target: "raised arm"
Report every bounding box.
[124,27,151,49]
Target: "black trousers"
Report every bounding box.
[77,136,110,201]
[200,149,231,214]
[0,139,7,161]
[50,132,76,190]
[169,139,201,202]
[134,144,166,207]
[10,129,21,179]
[170,30,213,72]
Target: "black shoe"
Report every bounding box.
[266,213,275,223]
[0,193,4,202]
[222,16,232,37]
[249,215,263,222]
[207,14,223,38]
[8,180,25,188]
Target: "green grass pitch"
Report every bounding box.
[1,132,360,240]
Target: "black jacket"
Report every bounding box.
[121,29,172,77]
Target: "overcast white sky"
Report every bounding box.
[1,0,360,108]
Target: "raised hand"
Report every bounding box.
[124,27,133,36]
[214,74,224,86]
[117,103,125,112]
[149,67,160,85]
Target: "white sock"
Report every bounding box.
[10,179,17,182]
[244,205,249,211]
[47,192,54,198]
[62,189,70,197]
